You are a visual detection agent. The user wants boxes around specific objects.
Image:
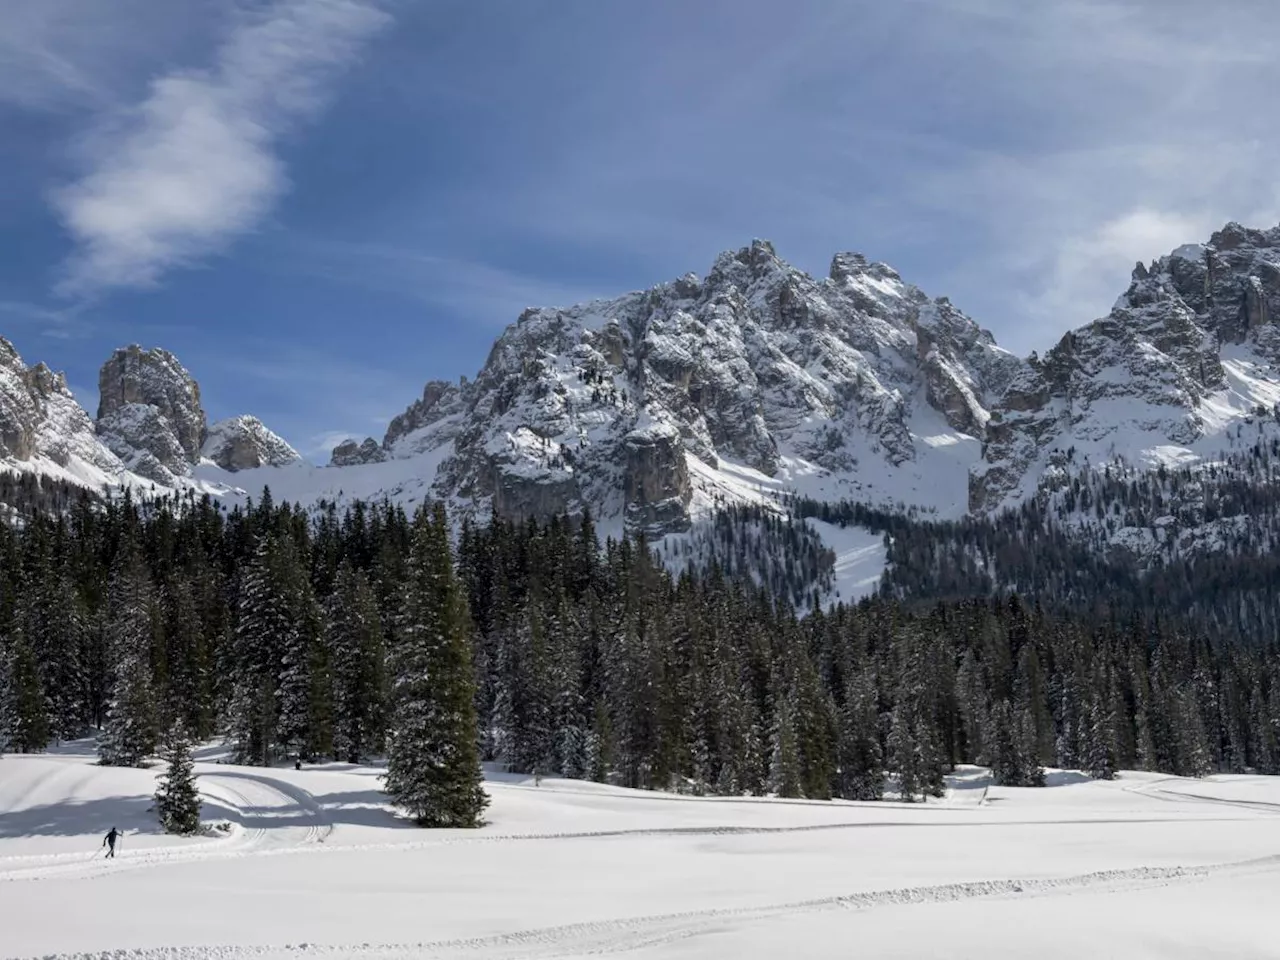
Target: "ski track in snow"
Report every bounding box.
[0,769,333,882]
[1126,777,1280,815]
[7,757,1280,958]
[21,854,1280,960]
[4,766,1261,884]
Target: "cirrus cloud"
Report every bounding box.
[51,0,390,298]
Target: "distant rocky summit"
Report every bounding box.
[96,346,208,484]
[203,415,300,472]
[331,437,386,466]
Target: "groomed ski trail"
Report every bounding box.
[19,852,1280,960]
[0,769,332,882]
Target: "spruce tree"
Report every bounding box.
[837,672,884,800]
[155,718,202,835]
[328,562,385,762]
[4,636,50,753]
[99,554,158,767]
[384,504,488,827]
[768,696,802,798]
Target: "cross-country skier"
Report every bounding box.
[103,827,120,859]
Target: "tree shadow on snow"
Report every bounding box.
[0,795,160,839]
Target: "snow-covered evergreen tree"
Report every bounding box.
[98,554,158,767]
[837,672,884,800]
[4,636,49,753]
[768,695,802,798]
[155,718,201,835]
[1083,694,1118,781]
[328,561,385,763]
[0,638,13,754]
[384,504,488,827]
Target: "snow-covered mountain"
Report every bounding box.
[327,240,1024,531]
[0,336,126,486]
[972,222,1280,512]
[4,223,1280,551]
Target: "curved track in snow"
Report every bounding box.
[0,768,332,882]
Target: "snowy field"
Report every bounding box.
[3,747,1280,959]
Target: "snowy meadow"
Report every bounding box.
[3,744,1280,960]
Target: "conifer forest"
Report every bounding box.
[2,474,1279,822]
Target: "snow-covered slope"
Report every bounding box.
[0,336,142,490]
[6,746,1280,959]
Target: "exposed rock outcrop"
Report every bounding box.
[380,238,1021,530]
[203,415,300,471]
[96,346,207,481]
[383,379,465,456]
[0,337,121,473]
[969,222,1280,512]
[331,437,387,466]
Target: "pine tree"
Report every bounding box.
[155,718,202,835]
[888,700,920,801]
[3,635,50,753]
[1083,694,1118,780]
[768,695,802,798]
[98,555,158,767]
[328,562,385,763]
[228,537,292,765]
[384,504,488,827]
[837,672,884,801]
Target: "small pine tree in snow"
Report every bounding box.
[384,504,488,828]
[155,719,202,836]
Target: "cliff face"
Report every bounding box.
[6,225,1280,542]
[0,336,122,475]
[971,223,1280,512]
[368,240,1020,531]
[96,345,207,483]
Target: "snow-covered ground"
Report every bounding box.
[4,748,1280,959]
[803,518,888,604]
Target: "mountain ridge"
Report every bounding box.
[1,222,1278,551]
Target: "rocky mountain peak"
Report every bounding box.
[203,415,300,472]
[0,336,121,474]
[970,220,1280,513]
[96,345,207,483]
[367,239,1025,532]
[382,378,466,456]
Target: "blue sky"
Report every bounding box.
[2,0,1279,458]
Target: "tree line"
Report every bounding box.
[2,480,1278,816]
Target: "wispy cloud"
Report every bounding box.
[51,0,390,298]
[271,236,611,326]
[0,298,95,339]
[0,0,169,113]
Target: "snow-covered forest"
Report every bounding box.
[3,475,1279,812]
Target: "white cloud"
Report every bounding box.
[1031,208,1214,331]
[51,0,389,297]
